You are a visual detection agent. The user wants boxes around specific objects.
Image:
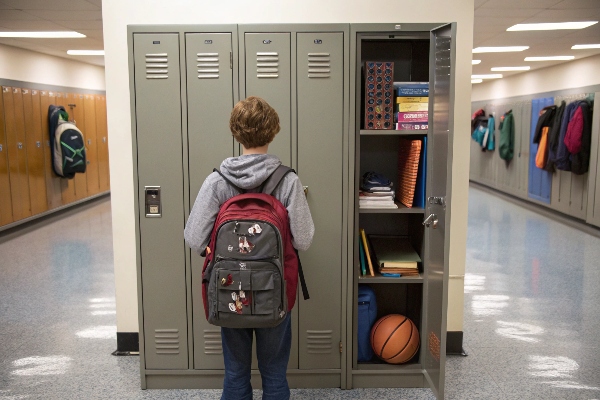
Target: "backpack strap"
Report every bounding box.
[260,165,295,195]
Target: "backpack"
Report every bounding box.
[48,105,86,179]
[202,165,309,328]
[357,285,377,362]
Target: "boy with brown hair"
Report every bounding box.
[184,96,314,400]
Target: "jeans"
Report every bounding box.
[220,313,292,400]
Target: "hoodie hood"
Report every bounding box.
[220,154,281,189]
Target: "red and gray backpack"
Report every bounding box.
[202,165,309,328]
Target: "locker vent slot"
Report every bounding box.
[197,52,220,79]
[307,53,331,79]
[203,330,223,354]
[154,329,180,354]
[257,52,279,78]
[146,53,169,79]
[306,330,333,354]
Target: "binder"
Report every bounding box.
[368,235,421,271]
[358,237,367,276]
[360,228,375,276]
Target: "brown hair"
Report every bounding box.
[229,96,280,148]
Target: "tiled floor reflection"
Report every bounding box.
[1,188,599,399]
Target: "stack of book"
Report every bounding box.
[394,82,429,130]
[359,171,397,209]
[368,235,421,277]
[397,139,422,208]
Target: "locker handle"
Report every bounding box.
[303,186,308,196]
[17,142,23,149]
[36,141,41,148]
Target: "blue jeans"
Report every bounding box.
[220,313,292,400]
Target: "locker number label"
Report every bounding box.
[149,205,159,214]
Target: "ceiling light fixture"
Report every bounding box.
[473,46,529,53]
[0,31,86,38]
[472,60,481,65]
[471,74,503,79]
[471,79,483,84]
[491,66,531,71]
[572,44,600,50]
[507,21,598,31]
[67,50,105,56]
[524,56,574,61]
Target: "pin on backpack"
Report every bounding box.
[201,165,309,329]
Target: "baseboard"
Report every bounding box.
[113,332,139,356]
[446,331,466,356]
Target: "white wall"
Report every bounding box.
[0,43,105,90]
[472,54,600,102]
[102,0,474,334]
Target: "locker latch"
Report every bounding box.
[145,186,162,218]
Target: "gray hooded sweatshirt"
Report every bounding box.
[184,154,314,254]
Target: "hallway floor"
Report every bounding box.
[1,187,599,399]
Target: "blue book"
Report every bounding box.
[358,237,367,276]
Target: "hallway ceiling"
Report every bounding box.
[0,0,599,78]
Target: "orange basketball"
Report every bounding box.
[370,314,420,364]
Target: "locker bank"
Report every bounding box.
[2,1,600,399]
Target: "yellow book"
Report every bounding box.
[360,229,375,277]
[398,103,429,112]
[396,96,429,104]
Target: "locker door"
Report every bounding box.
[41,91,62,209]
[24,89,48,215]
[133,33,188,370]
[4,87,32,221]
[586,95,600,227]
[0,89,13,226]
[185,32,236,370]
[55,93,77,204]
[95,95,110,192]
[244,33,291,166]
[528,97,553,204]
[296,32,344,370]
[84,94,100,196]
[69,93,88,200]
[424,23,454,400]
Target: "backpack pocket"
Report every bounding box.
[208,259,285,328]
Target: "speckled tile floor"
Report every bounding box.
[1,188,599,399]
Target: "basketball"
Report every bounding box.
[370,314,419,364]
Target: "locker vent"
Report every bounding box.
[154,329,180,354]
[306,330,333,354]
[256,52,279,78]
[146,53,169,79]
[197,52,220,79]
[203,329,223,354]
[307,53,331,78]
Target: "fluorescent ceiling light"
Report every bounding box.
[0,31,85,38]
[491,66,530,71]
[507,21,598,31]
[471,74,503,79]
[572,44,600,50]
[473,46,529,53]
[67,50,105,56]
[472,60,481,65]
[524,56,574,61]
[471,79,483,84]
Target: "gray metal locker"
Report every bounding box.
[184,31,237,371]
[586,92,600,227]
[348,23,454,399]
[132,33,188,370]
[296,31,344,371]
[243,33,292,166]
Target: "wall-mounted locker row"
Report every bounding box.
[0,86,110,230]
[469,91,600,229]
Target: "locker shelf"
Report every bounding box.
[358,273,423,283]
[359,202,425,214]
[360,129,429,136]
[354,362,422,371]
